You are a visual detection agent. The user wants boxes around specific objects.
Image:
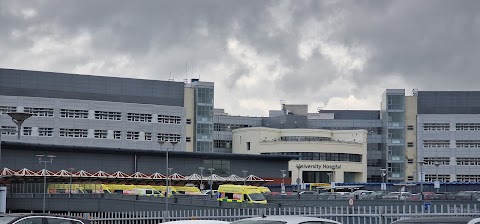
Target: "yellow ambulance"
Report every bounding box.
[217,184,267,204]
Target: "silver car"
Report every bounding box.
[230,215,342,224]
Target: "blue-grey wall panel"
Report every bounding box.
[0,68,184,107]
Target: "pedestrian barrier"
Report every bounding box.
[54,204,480,224]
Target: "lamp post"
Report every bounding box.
[327,172,333,192]
[163,141,177,222]
[37,154,55,213]
[434,161,440,193]
[199,167,205,190]
[380,168,387,191]
[157,140,167,221]
[280,170,286,194]
[418,160,424,200]
[0,112,32,170]
[208,168,215,198]
[242,170,248,186]
[295,164,302,192]
[68,168,75,198]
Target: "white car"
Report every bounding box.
[164,220,229,224]
[230,215,342,224]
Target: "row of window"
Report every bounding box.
[424,175,450,182]
[422,140,480,148]
[457,175,480,182]
[421,157,480,166]
[0,106,182,124]
[423,157,450,165]
[261,152,362,162]
[213,123,252,131]
[1,126,183,142]
[422,123,480,131]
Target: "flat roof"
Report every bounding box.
[3,142,299,161]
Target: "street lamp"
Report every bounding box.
[418,160,424,200]
[199,167,205,190]
[327,172,333,192]
[380,168,387,191]
[36,154,55,213]
[208,168,215,198]
[280,170,286,194]
[295,164,302,192]
[68,168,75,198]
[434,161,440,193]
[242,170,248,186]
[0,112,32,170]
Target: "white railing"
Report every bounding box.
[55,204,480,224]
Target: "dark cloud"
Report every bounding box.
[0,0,479,116]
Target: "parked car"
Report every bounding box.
[455,191,480,200]
[298,190,319,195]
[406,192,435,201]
[230,215,342,224]
[382,192,412,200]
[391,216,480,224]
[319,192,342,199]
[432,192,457,200]
[0,213,90,224]
[362,191,389,200]
[164,221,229,224]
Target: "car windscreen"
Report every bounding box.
[230,220,286,224]
[249,193,266,201]
[0,217,18,224]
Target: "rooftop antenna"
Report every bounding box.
[280,100,286,114]
[184,62,188,83]
[412,88,418,96]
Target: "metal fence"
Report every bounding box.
[56,204,480,224]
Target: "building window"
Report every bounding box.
[24,107,54,117]
[456,123,480,131]
[186,119,192,124]
[94,111,121,120]
[407,159,414,164]
[423,140,449,148]
[94,130,108,139]
[425,174,449,182]
[214,140,232,149]
[456,175,480,182]
[457,158,480,166]
[144,132,152,141]
[387,95,404,110]
[203,159,230,175]
[60,109,88,119]
[424,157,450,165]
[23,127,32,136]
[126,131,140,140]
[456,140,480,148]
[0,106,16,114]
[423,123,450,131]
[262,152,362,162]
[407,142,414,147]
[407,125,414,130]
[186,137,191,142]
[38,128,53,137]
[127,113,152,122]
[157,133,181,142]
[247,142,251,150]
[407,176,414,181]
[113,131,122,140]
[158,115,181,124]
[1,126,16,135]
[59,128,88,138]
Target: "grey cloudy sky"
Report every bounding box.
[1,0,479,116]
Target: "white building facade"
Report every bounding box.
[232,127,368,183]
